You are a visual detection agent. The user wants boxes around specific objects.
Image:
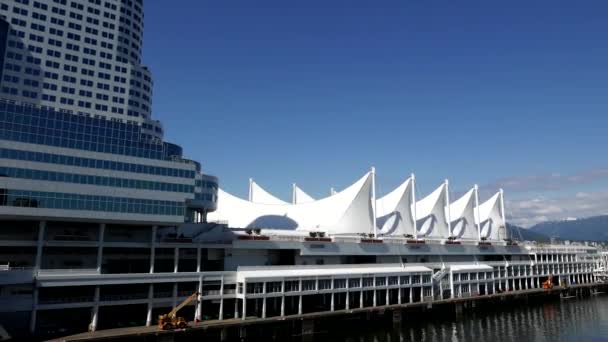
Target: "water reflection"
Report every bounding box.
[316,296,608,342]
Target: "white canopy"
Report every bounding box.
[249,180,288,205]
[292,184,315,204]
[208,172,374,235]
[448,187,479,240]
[414,182,450,238]
[376,177,416,236]
[475,190,505,240]
[211,171,507,241]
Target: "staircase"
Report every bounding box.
[432,267,450,299]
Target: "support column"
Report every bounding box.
[242,282,247,320]
[398,287,402,304]
[196,247,202,272]
[330,292,335,311]
[29,288,38,334]
[386,287,389,306]
[280,280,285,317]
[219,276,224,320]
[235,298,239,319]
[173,248,179,273]
[360,290,363,308]
[195,275,203,321]
[149,226,157,274]
[146,284,154,327]
[90,285,100,332]
[298,295,303,315]
[262,297,267,319]
[96,223,105,273]
[409,287,413,303]
[172,283,178,309]
[373,288,377,307]
[34,221,46,270]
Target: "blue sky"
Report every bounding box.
[142,1,608,226]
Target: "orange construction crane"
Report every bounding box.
[158,291,200,330]
[542,275,554,289]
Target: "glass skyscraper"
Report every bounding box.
[0,0,218,222]
[0,1,218,338]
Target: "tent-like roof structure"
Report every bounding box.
[376,176,415,236]
[475,190,506,241]
[448,187,479,240]
[249,179,288,205]
[209,172,374,235]
[292,184,315,204]
[414,181,450,238]
[209,170,507,241]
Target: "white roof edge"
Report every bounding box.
[450,264,493,271]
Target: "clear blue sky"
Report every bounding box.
[142,1,608,224]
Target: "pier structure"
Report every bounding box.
[2,223,601,339]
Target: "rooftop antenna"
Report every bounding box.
[445,179,452,238]
[371,167,377,238]
[411,173,418,240]
[248,178,253,202]
[474,184,482,241]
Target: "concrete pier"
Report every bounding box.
[59,283,606,341]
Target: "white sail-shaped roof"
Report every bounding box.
[292,185,315,204]
[475,191,504,240]
[376,177,415,236]
[448,188,478,240]
[250,180,288,205]
[208,172,374,235]
[414,182,450,238]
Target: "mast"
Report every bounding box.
[500,188,507,240]
[445,179,452,238]
[474,184,481,241]
[371,167,377,237]
[248,178,253,202]
[292,183,297,204]
[411,173,417,239]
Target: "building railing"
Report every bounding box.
[37,269,100,276]
[39,296,94,304]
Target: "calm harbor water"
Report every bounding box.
[309,295,608,342]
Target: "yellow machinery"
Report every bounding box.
[542,275,554,289]
[158,292,200,330]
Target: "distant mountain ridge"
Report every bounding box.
[528,215,608,242]
[506,223,550,242]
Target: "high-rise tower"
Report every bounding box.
[0,0,218,224]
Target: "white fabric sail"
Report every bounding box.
[375,177,416,236]
[208,172,374,235]
[475,192,504,241]
[250,181,288,205]
[448,188,478,240]
[292,185,315,204]
[414,182,450,238]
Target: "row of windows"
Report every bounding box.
[0,148,195,179]
[0,102,165,159]
[0,166,194,193]
[194,193,215,202]
[195,179,219,190]
[0,189,185,216]
[8,24,152,85]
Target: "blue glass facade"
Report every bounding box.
[0,166,194,193]
[0,19,8,83]
[3,189,184,216]
[0,102,165,159]
[0,148,196,179]
[0,0,218,222]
